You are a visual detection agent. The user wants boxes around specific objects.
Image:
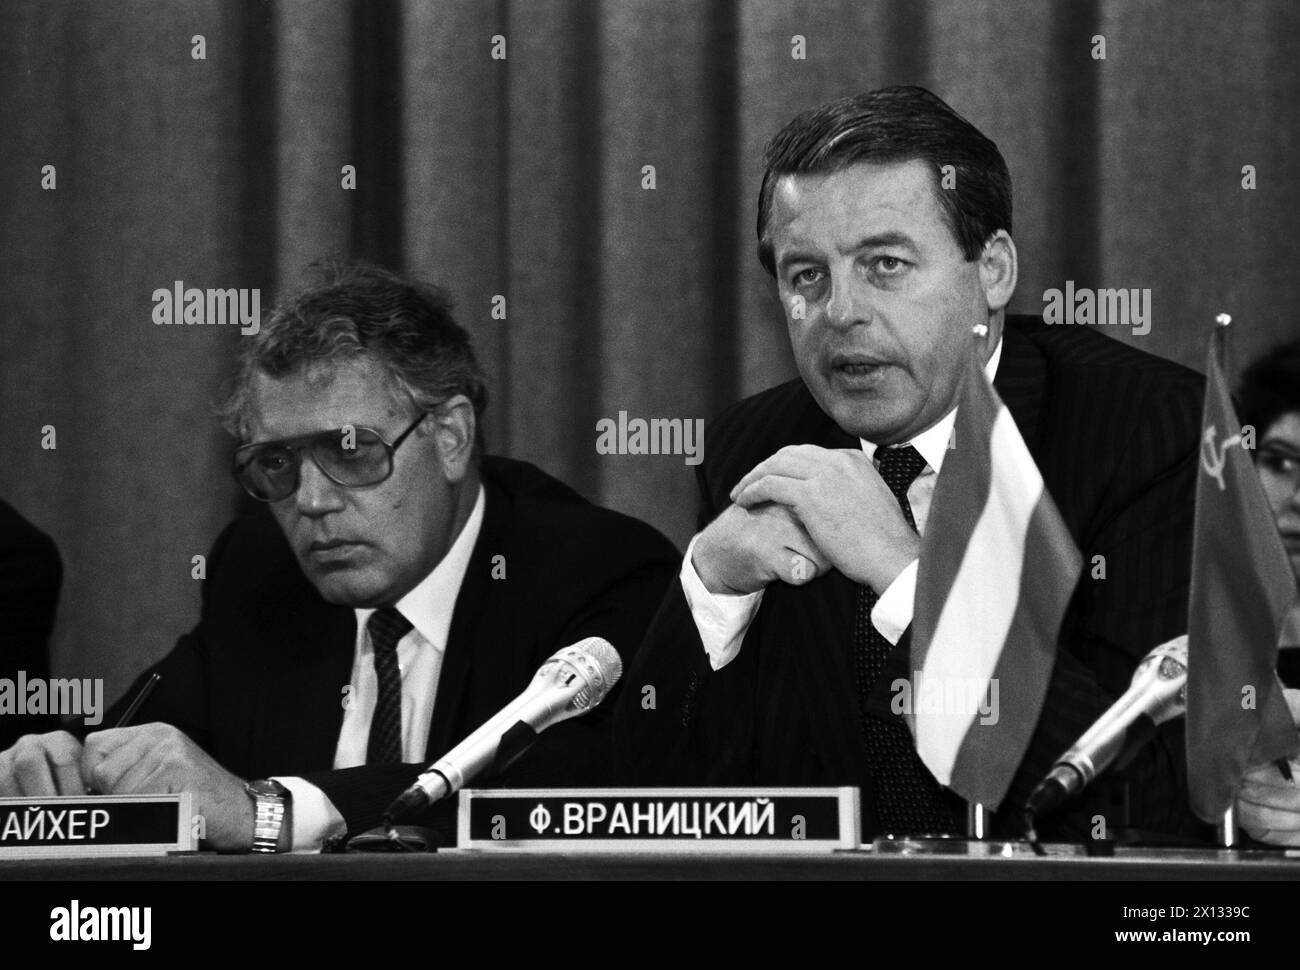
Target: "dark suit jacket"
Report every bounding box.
[0,500,62,749]
[615,316,1204,841]
[104,457,679,840]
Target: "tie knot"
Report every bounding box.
[876,444,928,501]
[367,606,412,657]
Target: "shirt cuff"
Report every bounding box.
[680,533,764,671]
[870,558,918,645]
[272,776,347,854]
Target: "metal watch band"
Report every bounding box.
[248,783,288,854]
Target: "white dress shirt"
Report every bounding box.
[683,339,1003,670]
[273,484,486,851]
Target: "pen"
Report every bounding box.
[1275,757,1294,785]
[83,673,162,795]
[115,672,161,728]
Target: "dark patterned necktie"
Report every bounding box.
[366,606,413,765]
[855,444,959,835]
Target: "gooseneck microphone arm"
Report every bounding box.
[1023,636,1188,833]
[383,637,623,828]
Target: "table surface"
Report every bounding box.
[3,847,1299,880]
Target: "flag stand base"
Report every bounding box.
[871,836,1087,857]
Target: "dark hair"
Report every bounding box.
[756,85,1012,275]
[221,261,488,450]
[1239,337,1300,436]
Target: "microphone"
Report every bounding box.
[383,637,623,827]
[1024,636,1187,827]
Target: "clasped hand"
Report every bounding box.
[692,445,920,596]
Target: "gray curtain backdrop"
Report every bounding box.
[1,0,1297,704]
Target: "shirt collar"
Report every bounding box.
[859,336,1003,473]
[354,483,486,654]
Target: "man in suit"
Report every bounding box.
[615,86,1203,841]
[0,500,62,748]
[0,263,678,851]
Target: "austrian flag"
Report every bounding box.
[911,335,1082,808]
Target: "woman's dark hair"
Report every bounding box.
[1238,337,1300,435]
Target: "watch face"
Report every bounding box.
[248,780,288,798]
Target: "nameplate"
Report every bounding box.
[456,787,860,852]
[0,794,196,859]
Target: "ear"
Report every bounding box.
[423,395,476,484]
[978,230,1018,313]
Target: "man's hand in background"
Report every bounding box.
[0,731,85,796]
[1238,688,1300,846]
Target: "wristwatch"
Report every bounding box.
[245,779,291,854]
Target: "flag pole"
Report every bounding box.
[967,321,992,848]
[1208,311,1242,851]
[1210,311,1237,850]
[1212,313,1234,850]
[1218,806,1238,847]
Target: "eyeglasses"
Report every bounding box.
[233,413,428,502]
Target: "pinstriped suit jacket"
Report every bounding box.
[615,315,1205,841]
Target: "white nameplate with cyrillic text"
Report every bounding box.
[0,794,196,859]
[456,787,860,852]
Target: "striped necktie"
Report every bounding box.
[366,606,413,765]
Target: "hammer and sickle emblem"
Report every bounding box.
[1200,425,1242,491]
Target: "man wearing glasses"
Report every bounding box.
[0,262,678,852]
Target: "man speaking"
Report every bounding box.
[616,87,1202,840]
[0,262,678,851]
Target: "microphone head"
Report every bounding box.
[1134,634,1188,682]
[547,637,623,712]
[1133,634,1189,725]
